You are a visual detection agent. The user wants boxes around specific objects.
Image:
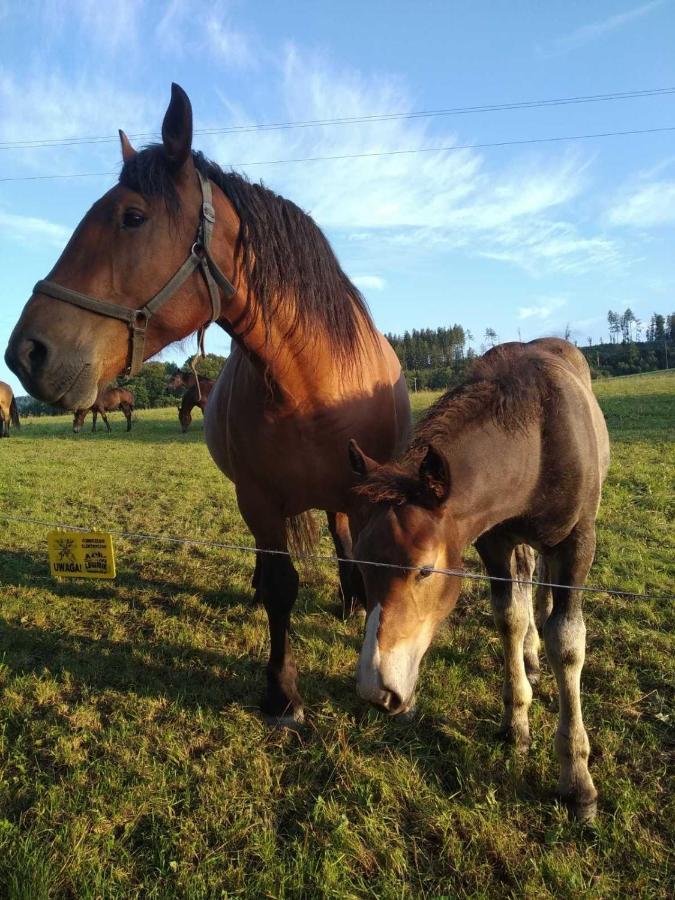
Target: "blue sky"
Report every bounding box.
[1,0,674,388]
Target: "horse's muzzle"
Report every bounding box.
[5,331,97,409]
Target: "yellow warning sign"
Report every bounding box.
[47,531,116,580]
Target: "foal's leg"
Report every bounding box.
[535,554,553,631]
[326,511,365,618]
[476,535,533,751]
[517,546,541,686]
[91,410,97,432]
[543,524,598,821]
[102,412,111,433]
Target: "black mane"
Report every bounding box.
[120,146,375,362]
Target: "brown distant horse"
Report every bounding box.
[167,369,204,392]
[5,84,411,725]
[73,386,135,433]
[0,381,20,437]
[178,378,215,432]
[348,338,609,820]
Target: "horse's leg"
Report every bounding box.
[0,409,6,437]
[326,511,365,618]
[102,412,111,433]
[91,410,97,432]
[535,554,553,631]
[518,546,541,686]
[476,534,533,751]
[543,523,598,821]
[239,494,303,726]
[122,403,132,431]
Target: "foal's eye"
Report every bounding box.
[416,565,434,581]
[122,209,146,229]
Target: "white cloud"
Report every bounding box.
[518,297,568,320]
[43,0,143,53]
[540,1,663,55]
[607,181,675,227]
[352,275,386,291]
[156,0,254,68]
[0,210,71,249]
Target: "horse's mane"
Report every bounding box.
[120,147,375,363]
[356,344,554,505]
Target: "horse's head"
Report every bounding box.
[5,84,228,410]
[72,408,87,433]
[166,371,187,392]
[349,440,460,716]
[178,405,192,433]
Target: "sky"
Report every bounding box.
[1,0,674,389]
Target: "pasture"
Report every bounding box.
[0,371,673,898]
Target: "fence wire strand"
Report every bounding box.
[1,512,671,603]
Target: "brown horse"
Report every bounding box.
[73,386,135,433]
[348,338,609,820]
[178,378,214,432]
[166,369,207,392]
[5,84,411,725]
[0,381,20,437]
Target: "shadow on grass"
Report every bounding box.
[15,416,207,445]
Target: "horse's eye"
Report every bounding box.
[417,565,434,580]
[122,209,146,229]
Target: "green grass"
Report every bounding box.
[0,372,673,898]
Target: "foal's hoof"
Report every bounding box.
[525,664,541,687]
[563,795,598,823]
[262,706,305,730]
[496,725,530,753]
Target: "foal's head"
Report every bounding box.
[349,440,460,716]
[5,85,218,410]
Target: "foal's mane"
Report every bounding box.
[120,147,375,362]
[357,344,553,505]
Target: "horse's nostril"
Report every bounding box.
[381,689,403,713]
[26,338,49,372]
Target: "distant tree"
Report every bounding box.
[180,353,228,381]
[484,328,498,348]
[607,310,620,344]
[621,308,636,343]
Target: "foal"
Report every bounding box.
[349,338,609,820]
[73,386,135,433]
[178,379,214,432]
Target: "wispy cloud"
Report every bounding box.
[607,180,675,227]
[518,297,567,320]
[156,0,254,67]
[352,275,386,291]
[539,0,663,56]
[43,0,144,53]
[0,210,71,249]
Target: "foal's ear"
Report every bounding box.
[348,439,378,478]
[162,83,193,173]
[419,444,451,505]
[119,130,137,163]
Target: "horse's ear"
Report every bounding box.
[348,439,378,478]
[419,444,450,505]
[162,83,193,173]
[119,129,137,163]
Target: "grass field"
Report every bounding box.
[0,371,673,898]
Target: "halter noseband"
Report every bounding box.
[33,170,236,376]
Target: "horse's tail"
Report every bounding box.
[286,511,320,561]
[9,397,20,429]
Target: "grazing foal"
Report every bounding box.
[349,338,609,820]
[178,378,214,432]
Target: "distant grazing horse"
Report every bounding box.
[178,378,215,432]
[73,386,135,433]
[0,381,20,437]
[6,84,411,726]
[166,369,204,392]
[348,338,609,820]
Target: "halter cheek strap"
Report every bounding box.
[33,170,236,376]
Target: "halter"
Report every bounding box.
[33,170,236,376]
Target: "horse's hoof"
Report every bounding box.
[262,707,305,730]
[496,725,530,753]
[564,795,598,823]
[525,668,541,688]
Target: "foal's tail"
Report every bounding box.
[9,397,20,429]
[286,511,320,561]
